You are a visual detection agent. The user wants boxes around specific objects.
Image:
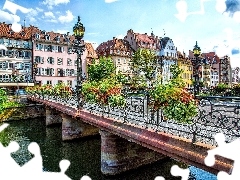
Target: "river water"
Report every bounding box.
[0,118,217,180]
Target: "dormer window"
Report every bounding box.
[35,33,40,39]
[45,35,50,40]
[56,36,60,42]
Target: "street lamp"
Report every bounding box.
[72,16,85,110]
[192,41,201,96]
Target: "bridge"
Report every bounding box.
[27,93,240,176]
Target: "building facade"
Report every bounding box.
[0,22,34,87]
[84,42,98,78]
[159,37,178,83]
[96,37,134,76]
[124,29,160,51]
[202,52,220,87]
[31,28,78,87]
[177,51,193,88]
[231,67,239,84]
[219,55,232,85]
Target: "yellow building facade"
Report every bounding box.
[177,52,193,88]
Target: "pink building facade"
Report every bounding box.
[32,27,91,88]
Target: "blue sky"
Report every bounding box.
[0,0,239,67]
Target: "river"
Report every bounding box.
[0,118,217,180]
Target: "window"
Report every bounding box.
[35,34,40,39]
[47,80,52,85]
[47,57,54,64]
[23,62,30,69]
[45,68,54,76]
[67,80,72,86]
[57,46,64,53]
[118,59,121,64]
[57,58,63,65]
[58,80,63,84]
[35,56,44,64]
[15,63,23,70]
[9,63,14,69]
[67,58,72,66]
[45,45,53,52]
[70,69,75,76]
[0,62,6,69]
[36,68,41,75]
[45,35,50,41]
[36,44,43,51]
[0,50,6,57]
[23,51,31,59]
[57,68,64,76]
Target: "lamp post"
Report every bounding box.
[72,16,85,110]
[192,41,201,96]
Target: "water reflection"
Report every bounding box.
[0,118,216,180]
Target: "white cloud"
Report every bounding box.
[36,7,44,12]
[46,19,58,23]
[215,0,226,13]
[233,11,240,23]
[58,10,74,23]
[43,0,70,9]
[28,17,36,23]
[44,11,55,19]
[3,0,30,14]
[175,0,207,22]
[0,10,20,23]
[105,0,118,3]
[26,8,44,23]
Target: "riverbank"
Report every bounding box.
[0,104,45,122]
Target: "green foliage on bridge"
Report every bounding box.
[149,65,198,124]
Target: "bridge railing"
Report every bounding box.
[28,92,240,146]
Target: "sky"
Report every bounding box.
[0,0,239,68]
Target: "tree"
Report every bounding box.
[131,48,158,83]
[88,56,116,82]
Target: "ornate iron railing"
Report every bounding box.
[28,92,240,146]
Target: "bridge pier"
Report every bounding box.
[46,107,62,126]
[61,113,99,141]
[99,130,167,176]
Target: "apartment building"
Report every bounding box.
[219,55,232,85]
[202,52,220,87]
[96,37,134,76]
[159,37,178,83]
[0,22,33,87]
[177,51,193,88]
[124,29,160,51]
[232,67,240,84]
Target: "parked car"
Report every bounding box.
[14,89,28,102]
[15,89,27,96]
